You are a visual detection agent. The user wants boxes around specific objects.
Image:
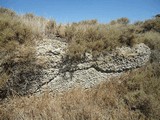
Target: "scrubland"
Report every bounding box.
[0,7,160,120]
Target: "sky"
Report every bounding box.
[0,0,160,23]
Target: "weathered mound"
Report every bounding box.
[35,38,151,93]
[0,38,151,97]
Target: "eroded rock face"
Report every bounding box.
[34,38,151,93]
[0,37,151,98]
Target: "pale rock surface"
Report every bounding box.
[34,38,151,93]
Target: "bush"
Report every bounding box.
[118,26,136,47]
[45,20,57,37]
[0,15,34,44]
[56,24,66,38]
[142,17,160,32]
[137,31,160,50]
[24,13,35,19]
[65,23,138,60]
[123,63,160,119]
[117,17,130,25]
[0,7,16,17]
[77,19,98,25]
[110,20,117,25]
[0,12,41,97]
[20,13,47,37]
[64,24,77,41]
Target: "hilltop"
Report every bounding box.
[0,7,160,120]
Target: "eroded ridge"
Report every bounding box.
[35,39,151,93]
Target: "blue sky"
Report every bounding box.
[0,0,160,23]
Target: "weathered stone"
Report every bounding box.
[34,39,151,93]
[0,38,150,95]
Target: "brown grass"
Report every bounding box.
[65,23,137,60]
[19,13,48,37]
[0,81,135,120]
[0,9,42,97]
[0,62,160,120]
[0,8,160,120]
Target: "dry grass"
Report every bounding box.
[0,7,160,120]
[19,13,48,37]
[0,63,160,120]
[0,8,42,97]
[137,31,160,50]
[0,80,137,120]
[45,20,57,37]
[142,17,160,32]
[65,23,137,60]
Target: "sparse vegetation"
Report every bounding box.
[0,63,159,120]
[45,20,57,37]
[0,7,42,97]
[64,23,137,60]
[0,8,160,120]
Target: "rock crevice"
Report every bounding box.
[0,38,150,96]
[35,39,151,93]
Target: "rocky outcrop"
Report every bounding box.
[34,38,151,93]
[0,38,151,97]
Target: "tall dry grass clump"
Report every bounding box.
[45,20,57,37]
[19,13,48,37]
[0,7,42,98]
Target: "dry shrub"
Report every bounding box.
[0,7,16,17]
[0,11,42,98]
[117,17,130,25]
[0,73,9,88]
[142,17,160,32]
[118,26,137,47]
[56,24,66,38]
[0,62,160,120]
[65,22,137,60]
[67,41,86,60]
[137,31,160,50]
[65,24,77,41]
[78,19,98,25]
[0,82,136,120]
[110,20,117,25]
[136,31,160,63]
[45,20,57,37]
[19,13,48,37]
[123,63,160,119]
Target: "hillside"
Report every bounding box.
[0,8,160,120]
